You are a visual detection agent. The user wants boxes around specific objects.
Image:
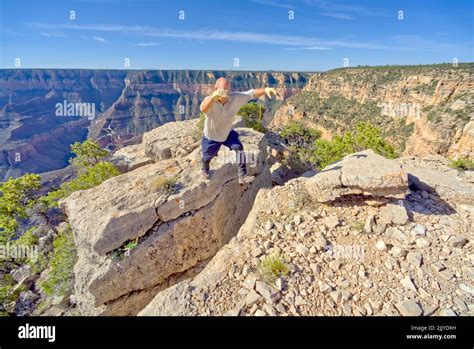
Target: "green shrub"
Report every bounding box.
[280,120,321,148]
[149,175,178,194]
[110,237,139,262]
[351,220,365,233]
[1,139,115,247]
[0,174,41,244]
[352,122,398,159]
[312,134,354,169]
[277,121,398,170]
[238,102,266,133]
[123,239,138,251]
[27,251,50,275]
[279,121,322,173]
[0,274,27,314]
[259,252,290,282]
[427,110,442,123]
[14,227,39,247]
[39,227,77,297]
[449,157,474,171]
[0,274,16,307]
[282,146,316,174]
[69,139,109,170]
[311,122,398,170]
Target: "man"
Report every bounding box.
[200,77,277,184]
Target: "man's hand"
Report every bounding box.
[264,87,277,98]
[201,89,229,112]
[253,87,278,99]
[211,89,228,101]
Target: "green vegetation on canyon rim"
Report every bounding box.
[39,226,77,297]
[279,120,397,172]
[450,157,474,171]
[0,139,119,237]
[238,102,267,133]
[287,92,414,152]
[0,139,119,315]
[43,139,120,208]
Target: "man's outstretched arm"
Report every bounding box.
[232,87,278,110]
[253,87,278,98]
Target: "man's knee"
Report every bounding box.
[230,143,243,152]
[202,152,216,162]
[201,139,221,162]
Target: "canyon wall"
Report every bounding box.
[271,64,473,158]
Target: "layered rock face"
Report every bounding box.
[0,69,308,180]
[271,64,474,158]
[139,151,473,316]
[60,119,271,315]
[0,70,126,180]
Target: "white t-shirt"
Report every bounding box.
[202,89,255,142]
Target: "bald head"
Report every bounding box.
[214,77,230,91]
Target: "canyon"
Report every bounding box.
[0,69,308,180]
[1,65,472,183]
[2,64,473,317]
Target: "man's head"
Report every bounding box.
[214,77,230,104]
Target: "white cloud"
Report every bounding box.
[251,0,294,9]
[29,23,383,48]
[308,0,384,17]
[40,32,66,38]
[283,46,331,50]
[93,36,110,44]
[253,0,382,19]
[28,22,465,52]
[320,12,354,20]
[133,42,160,46]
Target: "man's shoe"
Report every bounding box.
[202,169,211,180]
[238,174,255,185]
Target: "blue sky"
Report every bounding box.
[0,0,472,71]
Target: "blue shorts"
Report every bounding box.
[201,130,244,162]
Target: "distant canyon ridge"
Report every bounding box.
[0,64,472,181]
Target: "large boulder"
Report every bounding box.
[109,143,153,173]
[305,150,409,203]
[143,119,200,161]
[60,121,271,315]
